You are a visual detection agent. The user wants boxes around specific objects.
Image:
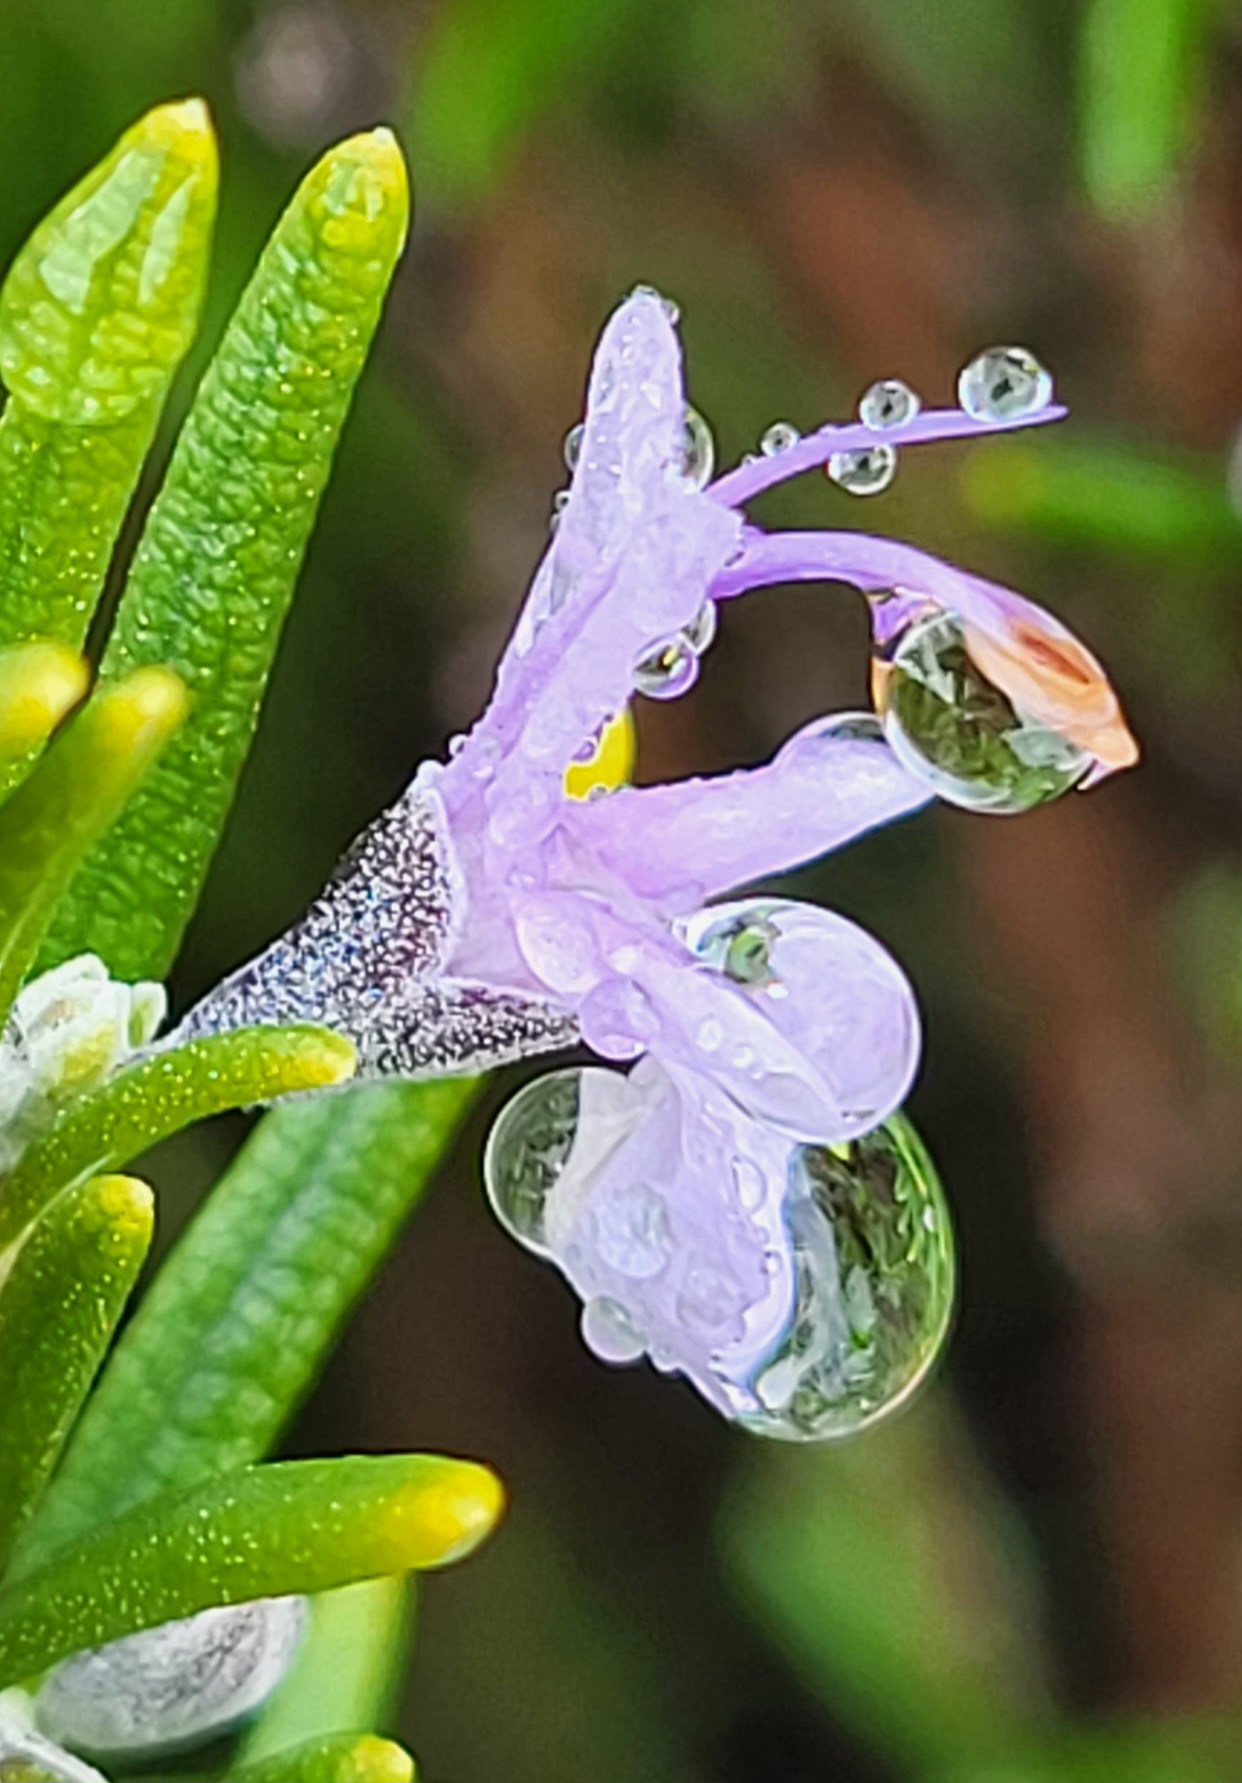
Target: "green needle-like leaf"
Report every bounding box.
[45,128,410,981]
[230,1731,416,1783]
[0,667,186,1032]
[238,1578,415,1766]
[0,1454,504,1690]
[0,100,217,652]
[0,1025,355,1255]
[0,644,89,787]
[17,1079,476,1571]
[0,1174,152,1578]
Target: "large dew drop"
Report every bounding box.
[483,1068,583,1256]
[957,346,1052,423]
[740,1115,955,1442]
[678,897,920,1145]
[36,1599,306,1760]
[876,610,1089,813]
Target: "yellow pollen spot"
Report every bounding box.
[564,708,635,800]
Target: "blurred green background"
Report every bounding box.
[10,0,1242,1777]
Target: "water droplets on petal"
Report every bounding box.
[739,1115,954,1441]
[827,444,897,496]
[634,637,700,700]
[876,610,1089,813]
[581,1293,647,1363]
[858,377,922,430]
[678,898,920,1144]
[680,599,717,657]
[628,282,680,323]
[563,422,584,470]
[680,405,715,489]
[957,345,1053,423]
[760,421,800,456]
[483,1067,582,1256]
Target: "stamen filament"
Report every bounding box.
[706,403,1066,508]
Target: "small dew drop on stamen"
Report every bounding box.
[957,346,1053,423]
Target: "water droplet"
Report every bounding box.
[36,1599,307,1759]
[682,908,778,988]
[760,421,800,456]
[629,283,680,323]
[593,1181,674,1278]
[681,406,716,489]
[447,733,466,757]
[957,346,1053,423]
[827,444,897,496]
[634,637,699,700]
[876,610,1089,812]
[678,897,919,1144]
[483,1069,583,1256]
[681,599,717,656]
[739,1115,955,1441]
[563,423,584,470]
[796,710,884,747]
[581,1294,647,1363]
[858,377,921,430]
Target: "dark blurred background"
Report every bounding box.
[10,0,1242,1777]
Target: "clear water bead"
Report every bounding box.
[877,610,1090,813]
[827,444,896,496]
[629,283,680,323]
[760,421,800,456]
[957,346,1053,423]
[36,1599,307,1759]
[680,405,715,489]
[483,1069,583,1256]
[681,599,717,656]
[582,1294,647,1363]
[634,636,700,700]
[563,422,584,470]
[858,378,921,430]
[678,897,919,1145]
[741,1116,955,1442]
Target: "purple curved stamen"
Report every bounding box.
[706,403,1067,509]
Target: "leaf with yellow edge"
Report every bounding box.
[230,1731,416,1783]
[16,1079,473,1573]
[46,127,410,982]
[0,1454,504,1690]
[237,1577,414,1766]
[0,1025,355,1253]
[0,1175,152,1579]
[0,643,88,790]
[0,100,217,652]
[0,668,186,1034]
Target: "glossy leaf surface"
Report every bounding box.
[0,1174,152,1577]
[0,1025,355,1253]
[0,668,186,1032]
[0,101,217,652]
[0,1454,503,1690]
[45,128,410,981]
[18,1079,475,1571]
